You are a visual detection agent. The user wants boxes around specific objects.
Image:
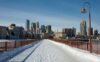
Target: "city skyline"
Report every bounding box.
[0,0,100,33]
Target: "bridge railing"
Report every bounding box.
[0,39,36,52]
[52,39,100,54]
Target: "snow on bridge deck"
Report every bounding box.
[8,39,100,62]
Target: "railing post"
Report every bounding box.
[89,39,92,53]
[87,42,89,51]
[20,41,22,46]
[77,41,78,48]
[14,41,16,48]
[5,42,7,51]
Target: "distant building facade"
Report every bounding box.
[0,26,8,39]
[88,27,93,36]
[26,19,30,32]
[62,28,76,38]
[46,25,51,33]
[31,22,36,33]
[36,22,40,34]
[80,20,87,35]
[41,25,46,33]
[40,25,53,39]
[94,29,98,36]
[72,27,76,37]
[8,24,24,39]
[55,32,63,39]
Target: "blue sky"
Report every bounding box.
[0,0,100,33]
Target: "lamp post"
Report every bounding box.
[81,0,92,53]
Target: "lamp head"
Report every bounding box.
[81,7,87,14]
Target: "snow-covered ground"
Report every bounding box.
[8,39,100,62]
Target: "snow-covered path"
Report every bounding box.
[8,39,100,62]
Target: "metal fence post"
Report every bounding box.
[5,42,7,51]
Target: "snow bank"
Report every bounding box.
[0,40,15,42]
[0,39,35,42]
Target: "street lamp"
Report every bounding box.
[81,0,92,53]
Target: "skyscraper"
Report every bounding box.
[94,29,98,36]
[80,20,87,35]
[26,19,30,32]
[88,27,93,36]
[46,25,51,33]
[72,27,76,37]
[62,28,76,37]
[41,25,46,33]
[36,22,40,34]
[31,22,36,33]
